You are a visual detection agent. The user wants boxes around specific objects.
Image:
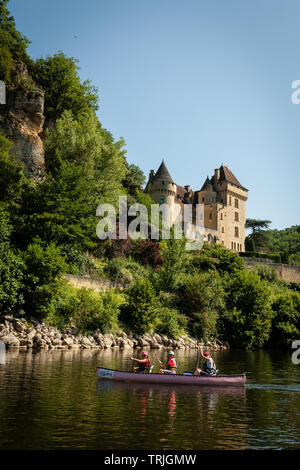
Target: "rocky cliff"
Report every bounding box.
[1,62,45,177]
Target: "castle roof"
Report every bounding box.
[152,160,174,183]
[200,176,214,191]
[218,165,246,189]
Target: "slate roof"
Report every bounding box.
[152,160,174,183]
[218,165,245,189]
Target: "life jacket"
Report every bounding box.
[139,359,151,373]
[203,357,216,375]
[167,358,177,372]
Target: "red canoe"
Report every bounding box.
[97,367,246,387]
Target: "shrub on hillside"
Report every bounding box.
[223,270,273,348]
[120,279,157,334]
[69,288,121,334]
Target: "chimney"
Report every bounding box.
[214,168,220,181]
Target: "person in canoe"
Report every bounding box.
[194,348,216,376]
[130,351,151,373]
[158,350,177,375]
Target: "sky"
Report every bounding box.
[9,0,300,230]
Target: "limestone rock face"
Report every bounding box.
[2,63,45,177]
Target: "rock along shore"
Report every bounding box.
[0,316,227,352]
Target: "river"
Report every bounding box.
[0,348,299,450]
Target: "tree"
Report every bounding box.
[245,219,271,251]
[191,242,244,274]
[224,270,273,348]
[121,279,156,334]
[159,236,189,291]
[0,0,32,82]
[21,110,128,249]
[34,52,98,124]
[269,291,300,347]
[177,271,225,340]
[22,242,67,320]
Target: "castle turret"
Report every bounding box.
[145,160,178,224]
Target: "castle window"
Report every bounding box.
[220,213,223,220]
[229,196,232,205]
[222,226,225,233]
[202,197,205,203]
[235,198,239,208]
[222,240,224,244]
[160,196,165,204]
[234,242,236,250]
[235,226,239,237]
[234,212,239,222]
[231,241,233,249]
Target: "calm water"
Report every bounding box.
[0,348,299,450]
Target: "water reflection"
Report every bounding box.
[0,349,299,450]
[96,379,247,449]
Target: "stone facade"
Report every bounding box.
[145,161,248,252]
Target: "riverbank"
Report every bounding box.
[0,316,227,352]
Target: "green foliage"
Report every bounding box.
[224,270,273,348]
[159,237,189,290]
[22,242,67,320]
[34,52,98,122]
[254,265,278,283]
[269,290,300,347]
[0,206,11,243]
[177,271,225,340]
[192,242,244,274]
[0,0,31,82]
[121,279,157,334]
[265,225,300,256]
[0,134,25,205]
[0,243,24,316]
[289,252,300,266]
[104,257,149,285]
[69,288,121,334]
[22,110,128,249]
[154,307,186,339]
[240,251,282,263]
[58,244,102,277]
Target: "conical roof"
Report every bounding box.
[200,176,214,191]
[218,165,245,189]
[153,160,174,183]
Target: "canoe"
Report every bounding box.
[97,367,246,387]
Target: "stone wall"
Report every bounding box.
[243,258,300,283]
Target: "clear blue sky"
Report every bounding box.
[10,0,300,230]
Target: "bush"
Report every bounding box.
[269,291,300,347]
[0,243,25,317]
[154,307,187,339]
[224,270,273,348]
[177,271,225,340]
[22,242,67,320]
[120,279,157,334]
[70,288,121,334]
[192,243,244,275]
[131,240,162,267]
[59,244,102,277]
[254,265,278,283]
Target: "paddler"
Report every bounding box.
[158,350,177,375]
[194,348,216,376]
[130,351,151,373]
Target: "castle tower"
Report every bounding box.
[145,160,178,225]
